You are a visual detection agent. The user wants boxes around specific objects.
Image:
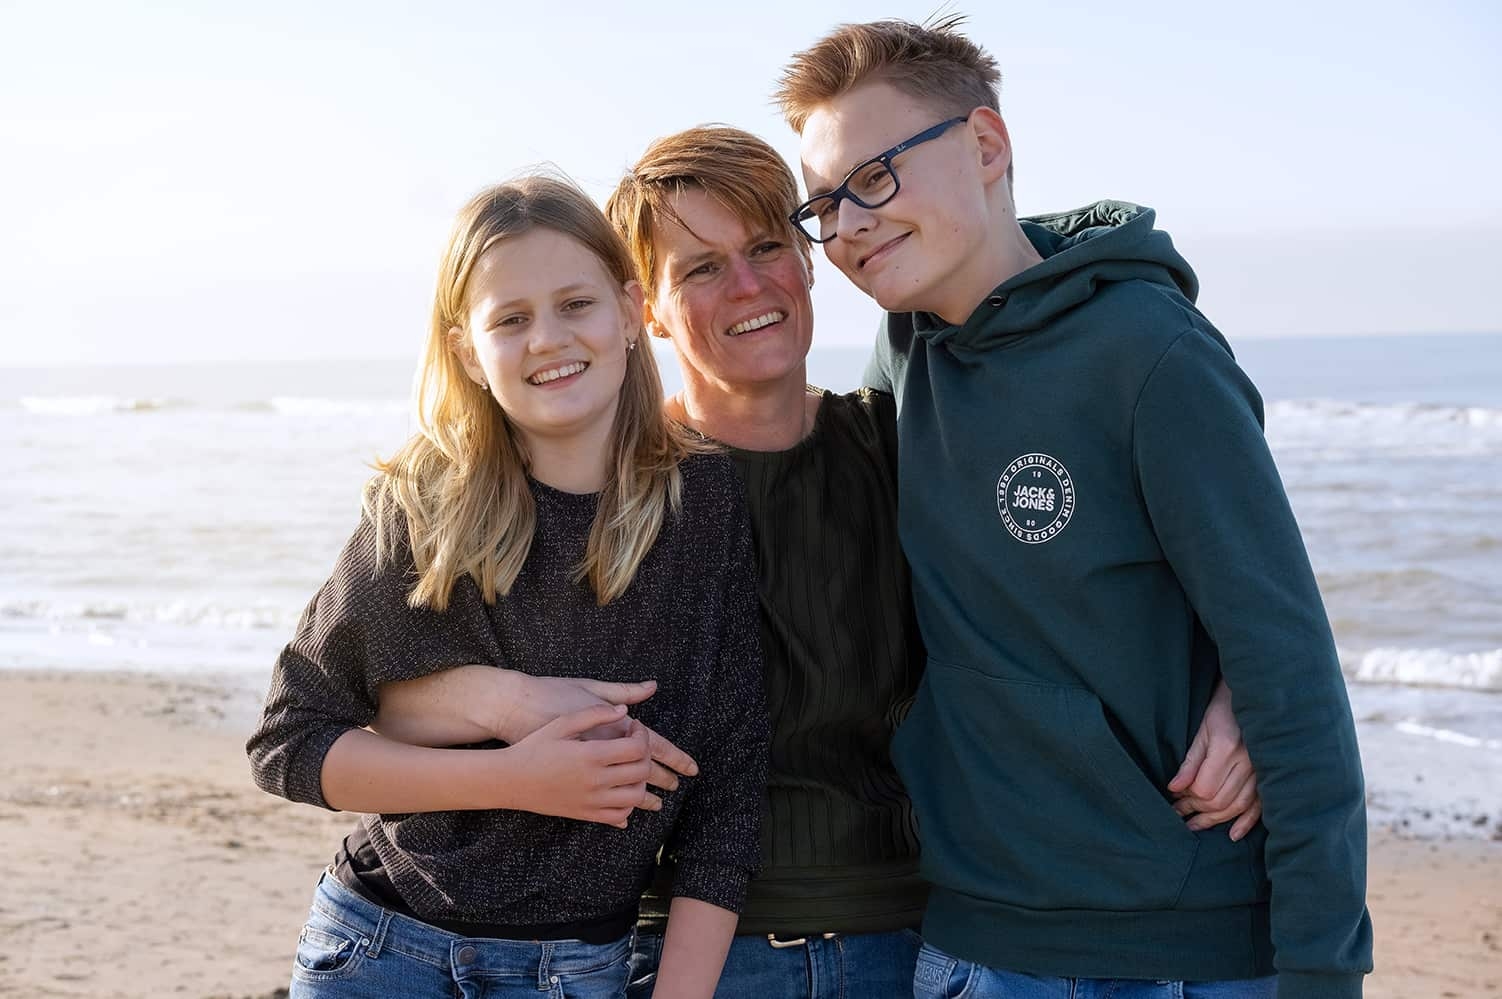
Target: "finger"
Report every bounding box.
[601,757,653,788]
[1187,785,1257,831]
[578,718,632,742]
[582,678,659,706]
[1229,799,1263,842]
[1200,758,1248,813]
[638,790,663,812]
[588,806,631,829]
[543,703,628,740]
[597,782,651,807]
[1189,747,1239,803]
[647,761,679,794]
[583,729,655,766]
[645,726,698,777]
[1222,772,1259,821]
[1172,797,1198,818]
[1167,732,1208,793]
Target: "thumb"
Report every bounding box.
[1168,730,1208,793]
[583,678,658,706]
[541,703,628,740]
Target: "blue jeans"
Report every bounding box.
[289,873,634,999]
[913,943,1278,999]
[628,927,921,999]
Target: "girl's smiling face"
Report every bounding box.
[453,227,642,456]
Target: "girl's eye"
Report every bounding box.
[495,314,527,328]
[562,298,595,312]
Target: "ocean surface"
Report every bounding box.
[3,332,1500,833]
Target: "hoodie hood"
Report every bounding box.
[917,201,1199,354]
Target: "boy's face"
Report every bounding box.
[799,81,997,320]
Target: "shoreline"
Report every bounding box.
[0,669,1497,997]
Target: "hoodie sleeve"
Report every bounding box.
[1132,327,1372,999]
[863,311,917,396]
[863,342,894,394]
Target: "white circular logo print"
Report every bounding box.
[996,453,1076,544]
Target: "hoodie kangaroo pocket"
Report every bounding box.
[892,658,1199,912]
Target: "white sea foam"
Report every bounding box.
[0,598,296,632]
[1341,646,1502,692]
[265,396,408,417]
[18,395,180,415]
[1266,399,1502,456]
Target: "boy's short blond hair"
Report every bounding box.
[774,16,1001,133]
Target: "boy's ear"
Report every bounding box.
[969,107,1014,186]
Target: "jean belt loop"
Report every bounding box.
[767,931,836,949]
[364,907,392,959]
[537,941,555,990]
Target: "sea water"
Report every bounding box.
[3,332,1499,833]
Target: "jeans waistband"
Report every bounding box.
[309,871,634,977]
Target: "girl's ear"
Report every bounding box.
[447,325,487,387]
[622,279,646,321]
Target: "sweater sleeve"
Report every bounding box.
[245,503,498,810]
[663,486,770,912]
[1132,328,1373,999]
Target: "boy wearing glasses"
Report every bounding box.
[776,18,1372,999]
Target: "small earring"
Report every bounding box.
[479,379,489,390]
[627,339,638,352]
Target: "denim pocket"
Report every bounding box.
[553,949,631,999]
[912,942,974,999]
[292,922,363,981]
[892,659,1199,912]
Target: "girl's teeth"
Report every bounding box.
[530,362,586,384]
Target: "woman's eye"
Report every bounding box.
[752,241,783,256]
[687,262,718,278]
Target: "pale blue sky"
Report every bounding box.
[1,0,1498,365]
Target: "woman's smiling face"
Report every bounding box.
[645,187,814,394]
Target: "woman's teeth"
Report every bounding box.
[727,312,785,336]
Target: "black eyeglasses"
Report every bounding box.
[789,116,968,244]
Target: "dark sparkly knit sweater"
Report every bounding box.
[247,453,769,925]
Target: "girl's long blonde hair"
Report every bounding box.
[368,174,705,609]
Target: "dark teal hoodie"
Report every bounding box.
[866,202,1372,999]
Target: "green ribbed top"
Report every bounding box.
[638,388,928,937]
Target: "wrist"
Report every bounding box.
[473,745,528,811]
[482,669,525,743]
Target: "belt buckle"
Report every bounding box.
[766,932,836,949]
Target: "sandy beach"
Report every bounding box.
[1,669,1497,998]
